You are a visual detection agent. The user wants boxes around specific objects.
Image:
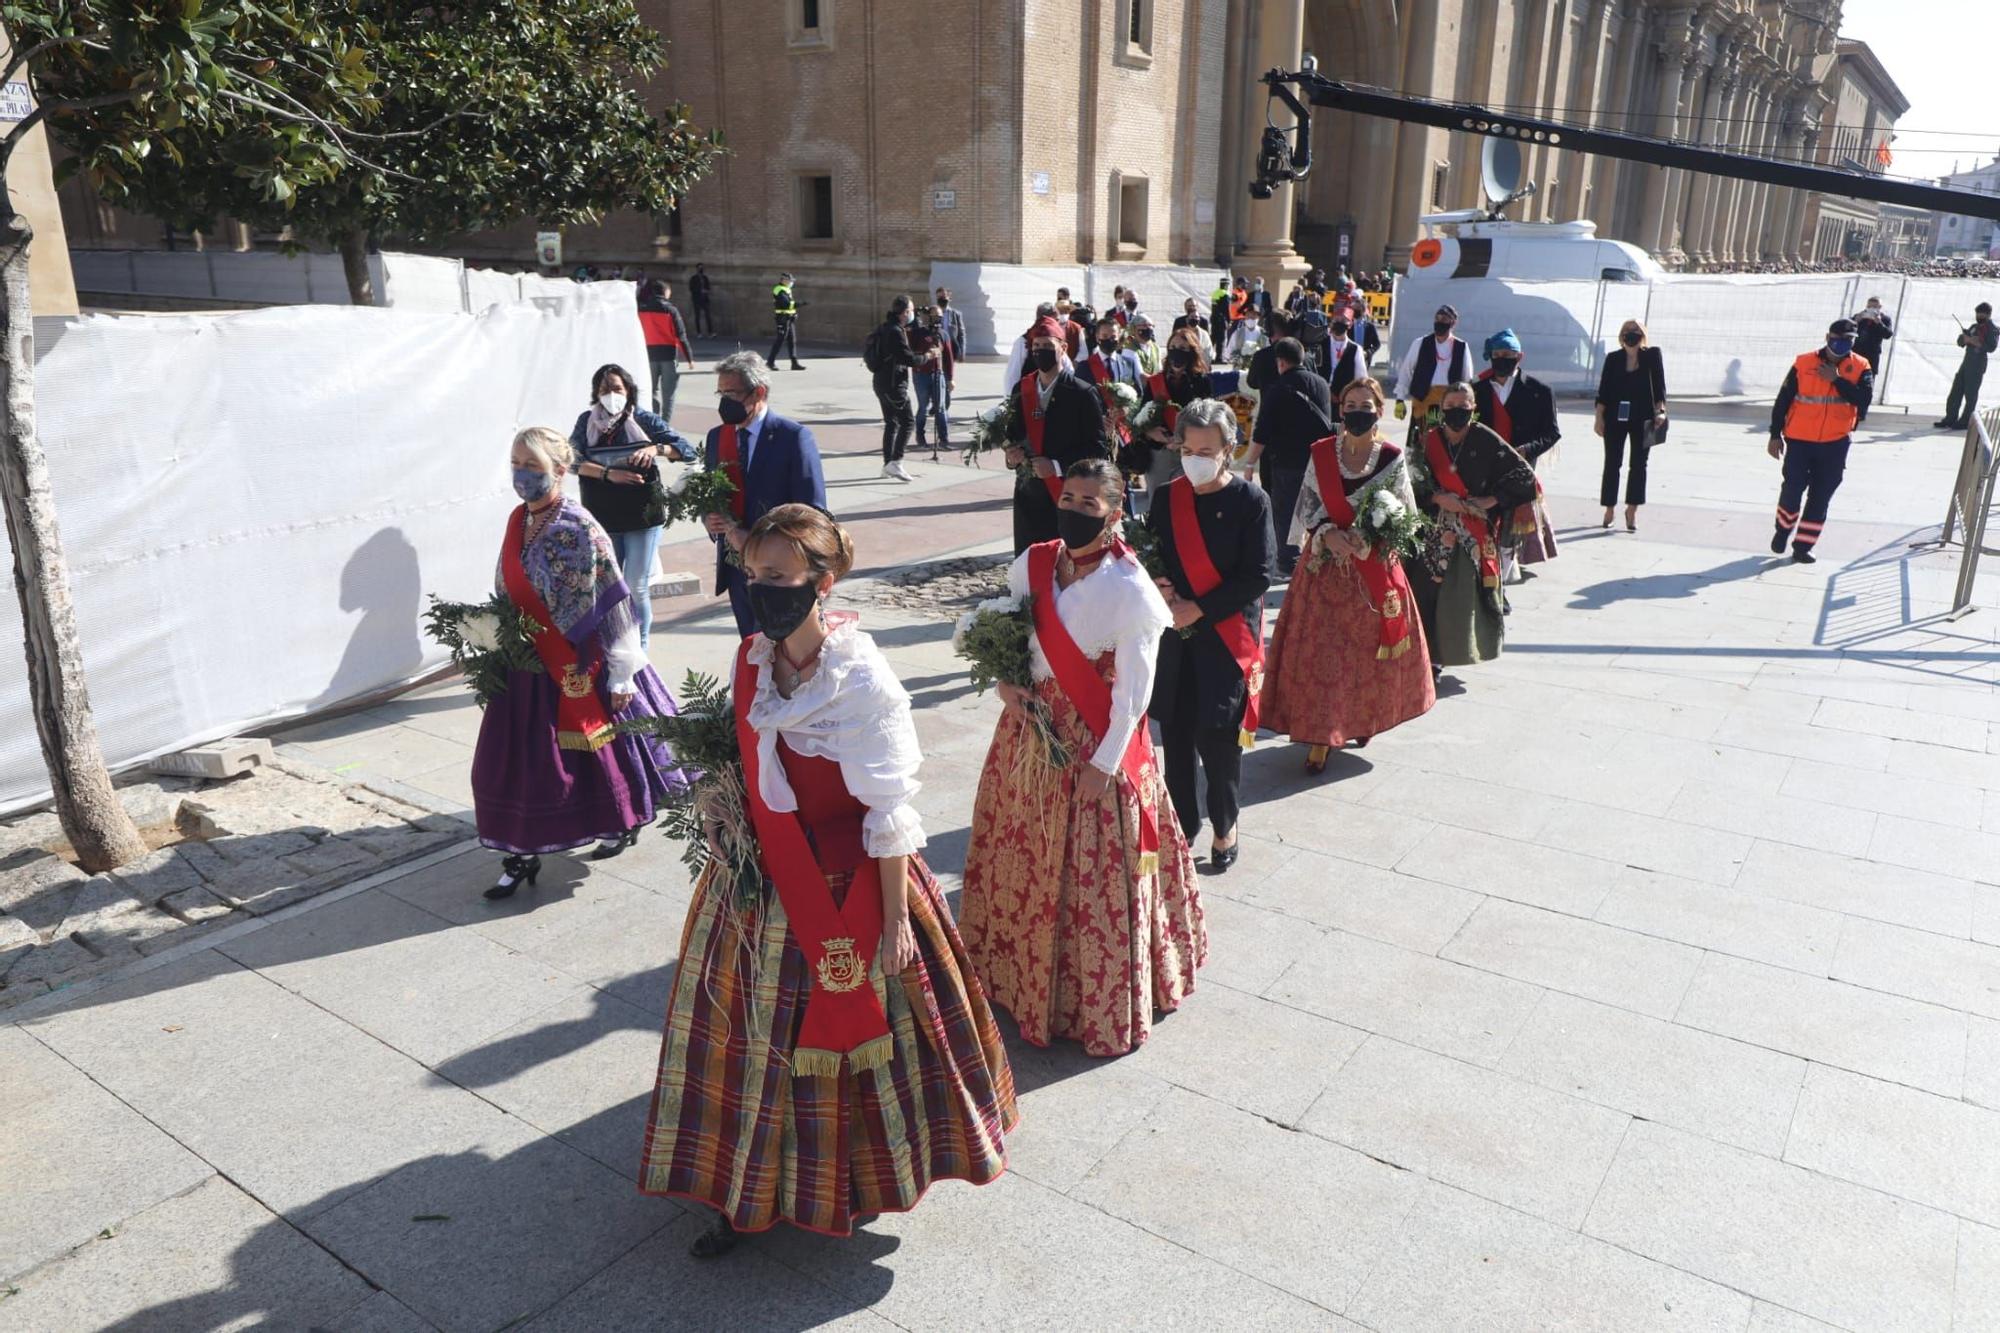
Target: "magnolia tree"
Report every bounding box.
[55,1,720,303]
[0,2,378,870]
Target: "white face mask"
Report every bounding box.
[1180,453,1226,487]
[599,392,628,416]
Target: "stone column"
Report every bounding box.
[1736,83,1781,262]
[1787,125,1819,260]
[1559,0,1614,223]
[1679,55,1733,268]
[1592,0,1648,237]
[1704,69,1757,265]
[1386,0,1443,261]
[1639,33,1693,255]
[1231,0,1309,286]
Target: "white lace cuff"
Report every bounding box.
[863,803,927,858]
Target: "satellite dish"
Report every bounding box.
[1481,136,1523,205]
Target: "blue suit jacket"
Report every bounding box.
[702,413,827,586]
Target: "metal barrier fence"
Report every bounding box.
[1939,406,2000,620]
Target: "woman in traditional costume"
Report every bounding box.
[470,427,690,897]
[959,459,1206,1057]
[1408,382,1540,677]
[640,504,1016,1258]
[1259,378,1435,774]
[1145,400,1276,869]
[1129,327,1241,494]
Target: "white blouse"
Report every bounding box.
[1291,445,1418,551]
[743,615,927,859]
[1005,547,1173,774]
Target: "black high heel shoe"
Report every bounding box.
[590,828,640,860]
[689,1213,740,1259]
[485,854,541,900]
[1210,838,1240,872]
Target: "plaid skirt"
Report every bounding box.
[639,856,1016,1237]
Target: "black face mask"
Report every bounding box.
[746,580,820,642]
[1342,409,1379,436]
[1033,346,1061,373]
[718,396,751,426]
[1056,507,1108,552]
[1440,407,1475,431]
[1168,348,1195,370]
[1491,357,1519,379]
[1434,322,1455,338]
[1098,338,1119,355]
[1621,331,1642,347]
[1330,322,1351,338]
[937,297,949,307]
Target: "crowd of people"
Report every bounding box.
[445,257,2000,1262]
[1703,254,2000,279]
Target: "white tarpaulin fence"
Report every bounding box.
[69,248,578,314]
[0,282,647,813]
[1387,271,1995,407]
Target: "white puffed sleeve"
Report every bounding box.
[1006,548,1032,599]
[1092,562,1174,774]
[597,598,648,697]
[836,653,928,857]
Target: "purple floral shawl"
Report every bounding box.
[495,498,633,647]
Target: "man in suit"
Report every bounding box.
[1243,337,1332,578]
[701,351,829,635]
[1006,316,1110,552]
[934,285,967,362]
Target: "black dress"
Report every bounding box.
[1145,476,1276,842]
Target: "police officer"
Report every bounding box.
[1768,318,1874,565]
[768,272,805,371]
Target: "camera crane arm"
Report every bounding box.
[1250,68,2000,224]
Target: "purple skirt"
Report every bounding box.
[471,664,691,855]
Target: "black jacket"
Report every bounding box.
[1146,477,1276,731]
[1245,343,1285,393]
[1006,369,1109,474]
[1960,319,1999,373]
[1473,373,1562,463]
[871,319,919,388]
[1852,310,1893,368]
[1251,366,1334,469]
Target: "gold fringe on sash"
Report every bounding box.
[556,725,616,752]
[1135,850,1160,877]
[1376,637,1414,662]
[790,1032,895,1079]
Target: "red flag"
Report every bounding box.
[1875,138,1893,169]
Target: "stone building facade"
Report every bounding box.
[55,0,1903,334]
[1796,39,1907,265]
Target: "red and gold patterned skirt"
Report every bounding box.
[958,674,1206,1058]
[640,857,1017,1237]
[1260,554,1437,747]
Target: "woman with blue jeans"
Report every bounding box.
[569,363,690,648]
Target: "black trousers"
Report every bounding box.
[1160,666,1242,843]
[875,375,914,462]
[1600,420,1650,507]
[692,298,713,335]
[1945,365,1986,429]
[1259,456,1305,575]
[768,315,799,367]
[1774,437,1849,552]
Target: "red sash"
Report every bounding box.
[1424,429,1501,589]
[715,425,747,520]
[1483,378,1514,444]
[501,505,615,751]
[1027,542,1160,873]
[1145,373,1181,435]
[1166,478,1263,744]
[732,642,892,1077]
[1311,439,1418,661]
[1019,375,1065,504]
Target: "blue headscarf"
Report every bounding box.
[1484,328,1523,358]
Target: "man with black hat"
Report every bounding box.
[1392,304,1473,445]
[1768,319,1875,564]
[1937,301,1999,431]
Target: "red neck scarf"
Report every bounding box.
[1167,478,1263,743]
[502,505,614,751]
[1311,439,1418,660]
[1424,429,1500,589]
[732,642,892,1077]
[1020,375,1065,503]
[1027,542,1160,873]
[716,425,748,520]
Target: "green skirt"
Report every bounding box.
[1412,543,1505,667]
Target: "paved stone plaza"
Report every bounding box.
[5,356,2000,1331]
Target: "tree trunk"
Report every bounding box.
[339,227,375,306]
[0,211,146,872]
